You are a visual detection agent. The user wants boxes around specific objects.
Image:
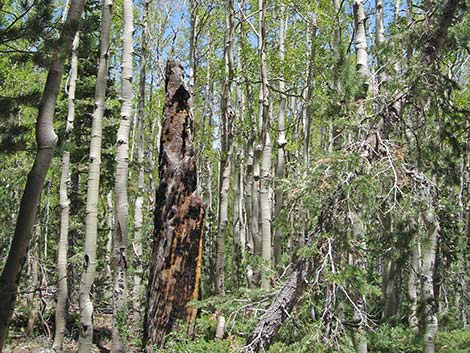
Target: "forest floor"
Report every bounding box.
[3,312,143,353]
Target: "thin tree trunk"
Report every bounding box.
[78,0,112,351]
[353,0,369,84]
[232,29,247,283]
[53,31,79,351]
[215,0,235,296]
[147,71,156,209]
[375,0,385,87]
[131,0,149,324]
[105,191,113,283]
[232,155,243,286]
[189,0,198,99]
[421,207,439,353]
[329,0,343,152]
[258,0,272,290]
[252,145,262,285]
[241,189,341,352]
[273,2,287,266]
[408,230,420,332]
[112,0,133,350]
[26,225,40,337]
[349,212,368,353]
[143,61,205,350]
[0,0,85,349]
[351,2,369,351]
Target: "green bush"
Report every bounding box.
[367,325,421,353]
[436,329,470,352]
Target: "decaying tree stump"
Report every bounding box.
[143,60,205,350]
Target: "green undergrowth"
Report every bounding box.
[155,311,470,353]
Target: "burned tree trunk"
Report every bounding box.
[143,60,205,351]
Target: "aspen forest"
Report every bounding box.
[1,0,470,352]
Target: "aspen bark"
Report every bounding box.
[143,61,205,350]
[215,0,235,296]
[233,33,247,284]
[131,0,149,324]
[78,1,112,351]
[112,0,133,350]
[353,0,369,85]
[375,0,386,87]
[408,228,420,332]
[352,2,369,351]
[273,2,287,266]
[189,0,198,98]
[422,208,439,353]
[251,145,262,286]
[0,0,85,349]
[329,0,342,152]
[105,191,113,282]
[53,31,79,351]
[232,156,243,285]
[258,0,272,290]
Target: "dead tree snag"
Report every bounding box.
[143,60,205,351]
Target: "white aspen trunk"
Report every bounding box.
[408,235,420,332]
[329,0,342,153]
[352,2,369,351]
[54,153,71,348]
[245,142,255,258]
[375,0,386,87]
[235,41,247,268]
[78,1,112,351]
[131,0,148,324]
[232,155,242,284]
[232,32,247,284]
[422,208,439,353]
[105,191,113,282]
[215,312,226,340]
[274,2,287,266]
[53,31,79,351]
[147,71,156,209]
[258,0,272,290]
[252,145,262,286]
[461,137,470,328]
[0,0,85,349]
[189,0,198,98]
[353,0,369,82]
[215,0,235,296]
[299,24,316,249]
[112,0,133,350]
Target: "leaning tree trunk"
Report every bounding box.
[78,0,113,351]
[0,0,85,349]
[53,31,79,351]
[240,189,341,353]
[143,61,205,351]
[111,0,133,350]
[242,259,315,353]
